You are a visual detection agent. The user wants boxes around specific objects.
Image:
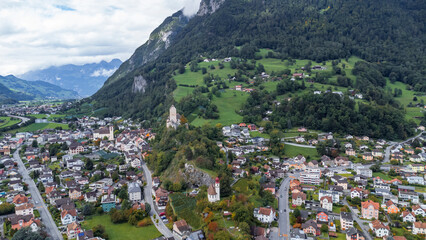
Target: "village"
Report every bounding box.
[0,103,424,240]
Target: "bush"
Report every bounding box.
[137,218,153,227]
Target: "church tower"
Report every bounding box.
[109,125,114,141]
[170,105,177,122]
[215,177,220,201]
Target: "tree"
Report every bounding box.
[370,163,381,172]
[85,159,94,170]
[145,203,151,214]
[93,224,109,239]
[239,222,250,234]
[12,228,44,240]
[118,186,128,200]
[0,203,15,215]
[31,140,38,148]
[82,204,94,216]
[321,224,329,233]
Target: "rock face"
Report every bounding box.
[197,0,226,16]
[181,163,214,187]
[132,75,148,93]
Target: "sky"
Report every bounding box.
[0,0,201,76]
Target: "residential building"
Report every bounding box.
[400,211,416,222]
[320,196,333,212]
[173,219,191,240]
[340,212,353,230]
[61,209,77,225]
[369,220,390,238]
[292,192,306,206]
[253,207,275,223]
[361,200,379,219]
[413,222,426,235]
[385,200,399,214]
[101,194,117,212]
[128,182,142,202]
[302,219,319,236]
[15,203,33,216]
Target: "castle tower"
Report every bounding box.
[215,177,220,201]
[170,105,177,122]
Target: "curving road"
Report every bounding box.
[384,131,424,163]
[14,147,63,240]
[7,115,30,126]
[141,162,173,238]
[283,142,316,149]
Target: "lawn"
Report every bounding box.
[337,173,353,178]
[27,114,47,119]
[249,131,270,139]
[0,117,21,129]
[284,144,318,158]
[372,172,392,180]
[191,90,248,127]
[169,193,202,229]
[82,215,161,240]
[232,179,250,194]
[174,86,196,102]
[8,123,69,133]
[47,114,67,121]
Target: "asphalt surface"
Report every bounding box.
[141,162,173,238]
[277,176,293,240]
[8,115,30,126]
[14,147,63,240]
[343,199,372,240]
[283,142,316,149]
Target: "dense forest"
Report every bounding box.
[89,0,425,129]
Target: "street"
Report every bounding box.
[141,162,173,238]
[343,199,372,240]
[7,115,30,126]
[14,147,63,240]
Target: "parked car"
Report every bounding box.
[159,212,166,216]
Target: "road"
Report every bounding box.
[283,142,316,149]
[141,162,173,238]
[384,131,424,163]
[343,199,372,240]
[8,115,30,126]
[277,176,292,240]
[14,147,63,240]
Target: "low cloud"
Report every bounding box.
[91,68,118,77]
[0,0,201,75]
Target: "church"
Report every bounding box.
[93,126,114,141]
[207,177,220,203]
[166,105,181,129]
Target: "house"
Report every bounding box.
[262,182,276,194]
[345,227,365,240]
[362,153,373,161]
[173,219,191,240]
[369,220,390,237]
[320,196,333,212]
[187,230,205,240]
[318,190,340,204]
[84,191,97,203]
[408,164,425,172]
[13,194,28,206]
[361,200,379,219]
[316,210,329,223]
[69,142,84,155]
[67,222,82,239]
[290,229,307,240]
[128,182,142,202]
[299,170,321,185]
[409,155,422,162]
[61,209,77,225]
[292,192,306,206]
[69,187,82,200]
[15,203,34,216]
[398,185,419,203]
[340,212,353,230]
[346,149,356,156]
[385,200,399,214]
[302,219,320,236]
[372,150,383,158]
[155,188,169,208]
[412,222,426,235]
[412,205,426,217]
[355,166,372,178]
[407,176,425,185]
[101,194,117,212]
[9,215,40,232]
[350,188,369,199]
[400,211,416,222]
[253,207,275,223]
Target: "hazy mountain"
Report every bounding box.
[0,75,79,102]
[20,59,122,97]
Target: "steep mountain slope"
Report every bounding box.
[90,0,425,120]
[0,75,79,100]
[19,59,122,97]
[0,82,31,104]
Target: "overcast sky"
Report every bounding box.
[0,0,201,76]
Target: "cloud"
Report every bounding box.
[0,0,202,75]
[91,68,118,77]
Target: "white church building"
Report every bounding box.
[93,126,114,141]
[208,177,220,202]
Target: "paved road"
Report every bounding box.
[343,199,372,240]
[8,115,30,126]
[283,142,316,149]
[384,131,424,163]
[141,162,173,238]
[277,176,293,240]
[14,147,63,240]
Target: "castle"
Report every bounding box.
[207,177,220,202]
[166,105,180,129]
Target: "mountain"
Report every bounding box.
[0,75,79,101]
[19,59,122,97]
[89,0,425,122]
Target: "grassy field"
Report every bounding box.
[8,123,69,133]
[191,90,248,127]
[0,117,21,129]
[27,114,47,119]
[372,172,392,180]
[47,114,67,120]
[82,215,161,240]
[284,144,318,158]
[249,131,270,138]
[232,179,250,194]
[169,193,202,229]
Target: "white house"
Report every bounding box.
[407,176,424,185]
[128,182,142,202]
[320,196,333,212]
[401,211,416,223]
[61,209,77,225]
[254,207,275,223]
[369,220,390,238]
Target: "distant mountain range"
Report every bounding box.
[19,59,122,97]
[0,75,79,104]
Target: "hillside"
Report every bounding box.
[0,75,79,101]
[19,59,122,97]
